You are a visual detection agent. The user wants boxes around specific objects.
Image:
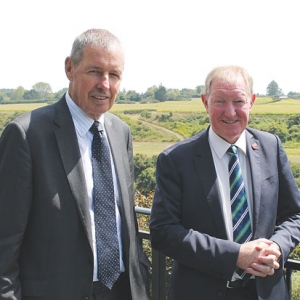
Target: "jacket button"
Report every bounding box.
[217,291,224,297]
[82,297,89,300]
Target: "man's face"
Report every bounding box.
[65,44,124,119]
[201,76,256,144]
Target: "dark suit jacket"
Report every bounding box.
[0,96,150,300]
[150,127,300,300]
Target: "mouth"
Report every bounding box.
[92,95,110,101]
[223,120,238,124]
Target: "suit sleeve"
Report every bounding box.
[0,122,33,299]
[150,151,240,280]
[270,135,300,263]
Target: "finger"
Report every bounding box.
[246,267,268,277]
[250,263,275,276]
[255,239,274,251]
[258,255,280,269]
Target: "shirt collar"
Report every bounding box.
[65,91,105,137]
[208,127,247,159]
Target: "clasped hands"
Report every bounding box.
[236,239,281,278]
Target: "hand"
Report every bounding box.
[236,239,281,277]
[247,242,281,277]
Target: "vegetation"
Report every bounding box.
[1,78,298,105]
[1,98,300,192]
[1,99,300,298]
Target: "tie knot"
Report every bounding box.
[227,145,238,155]
[90,121,103,135]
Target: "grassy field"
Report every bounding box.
[1,98,300,160]
[1,97,300,114]
[0,103,47,111]
[133,142,174,156]
[111,97,300,114]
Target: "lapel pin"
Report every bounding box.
[252,143,258,150]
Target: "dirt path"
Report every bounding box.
[128,115,185,141]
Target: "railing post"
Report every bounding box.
[285,267,292,298]
[152,249,166,300]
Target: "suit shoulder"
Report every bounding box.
[8,102,57,132]
[162,130,206,156]
[105,112,130,131]
[246,127,279,142]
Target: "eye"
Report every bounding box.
[213,99,225,106]
[110,72,120,79]
[88,70,100,75]
[234,100,247,107]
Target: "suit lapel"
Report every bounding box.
[194,130,228,239]
[104,115,131,213]
[246,131,261,238]
[104,114,134,263]
[54,97,93,249]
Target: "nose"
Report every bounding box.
[224,102,236,117]
[97,74,110,91]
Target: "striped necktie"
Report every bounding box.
[90,121,120,289]
[227,145,252,279]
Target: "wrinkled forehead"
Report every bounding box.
[210,75,251,96]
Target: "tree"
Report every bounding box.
[143,87,156,99]
[154,84,167,102]
[54,88,68,100]
[196,85,205,95]
[32,82,53,99]
[0,92,9,102]
[288,91,300,99]
[166,89,181,100]
[10,86,25,100]
[126,90,141,102]
[180,88,196,99]
[23,89,39,100]
[266,80,282,97]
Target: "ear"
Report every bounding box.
[65,57,73,81]
[201,94,209,110]
[250,94,256,108]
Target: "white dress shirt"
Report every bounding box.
[65,92,125,281]
[208,127,254,280]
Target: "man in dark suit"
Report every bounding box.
[150,65,300,300]
[0,29,150,300]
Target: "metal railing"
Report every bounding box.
[135,206,300,300]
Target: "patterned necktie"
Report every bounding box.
[227,145,252,279]
[90,121,120,289]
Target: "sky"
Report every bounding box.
[1,0,299,96]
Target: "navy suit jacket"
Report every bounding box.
[150,127,300,300]
[0,96,150,300]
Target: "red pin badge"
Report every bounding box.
[251,143,258,150]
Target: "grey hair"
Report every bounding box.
[70,29,123,66]
[204,65,254,97]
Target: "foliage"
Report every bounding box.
[0,92,9,102]
[10,86,25,100]
[115,113,179,142]
[32,82,53,99]
[134,154,157,195]
[290,244,300,260]
[54,88,68,101]
[140,110,152,118]
[23,89,39,100]
[0,89,13,97]
[0,111,25,134]
[115,85,201,103]
[154,84,167,102]
[266,80,282,97]
[288,91,300,99]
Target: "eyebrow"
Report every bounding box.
[87,65,123,74]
